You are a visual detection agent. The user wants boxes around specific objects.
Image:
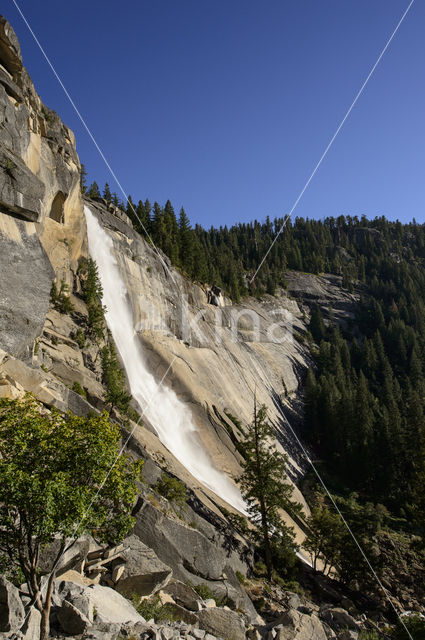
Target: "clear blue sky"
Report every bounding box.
[6,0,425,226]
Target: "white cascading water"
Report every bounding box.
[84,205,246,513]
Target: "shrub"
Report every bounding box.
[236,570,246,585]
[133,594,180,623]
[393,615,425,640]
[74,328,86,349]
[254,561,267,577]
[50,280,74,314]
[358,632,380,640]
[2,158,15,175]
[193,584,214,601]
[154,473,188,507]
[72,381,86,398]
[133,594,163,621]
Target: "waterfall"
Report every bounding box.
[84,205,246,513]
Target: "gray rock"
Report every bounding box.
[163,603,198,625]
[0,16,82,360]
[220,565,261,624]
[271,610,328,640]
[39,535,99,577]
[286,592,302,610]
[56,579,144,628]
[80,620,121,640]
[120,620,152,637]
[133,502,230,581]
[115,534,173,597]
[0,147,45,221]
[20,606,41,640]
[320,607,358,631]
[163,580,201,611]
[197,607,246,640]
[0,576,25,632]
[337,632,358,640]
[85,584,144,626]
[57,600,92,635]
[203,599,216,609]
[322,620,337,639]
[0,218,54,358]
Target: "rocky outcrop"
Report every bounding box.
[0,575,25,632]
[0,218,53,358]
[285,270,359,327]
[320,606,358,631]
[197,607,247,640]
[133,499,249,583]
[162,580,202,612]
[113,535,173,597]
[0,348,96,416]
[267,609,328,640]
[0,15,85,358]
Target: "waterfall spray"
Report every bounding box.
[84,205,246,513]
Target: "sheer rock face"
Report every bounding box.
[0,217,54,357]
[0,15,86,358]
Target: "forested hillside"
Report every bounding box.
[89,180,425,538]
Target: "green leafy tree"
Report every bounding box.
[0,396,141,640]
[238,401,301,580]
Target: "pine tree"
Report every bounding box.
[178,207,194,275]
[87,181,101,199]
[80,163,88,194]
[136,200,150,235]
[304,501,345,573]
[103,183,112,202]
[309,305,326,343]
[238,401,301,579]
